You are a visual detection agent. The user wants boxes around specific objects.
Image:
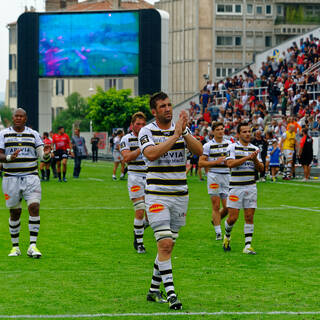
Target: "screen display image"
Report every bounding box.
[39,12,139,77]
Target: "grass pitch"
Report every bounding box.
[0,160,319,319]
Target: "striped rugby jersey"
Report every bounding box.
[202,138,231,174]
[138,121,187,197]
[226,141,261,187]
[120,132,146,178]
[0,126,43,176]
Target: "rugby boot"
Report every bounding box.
[168,295,182,310]
[147,291,167,304]
[223,235,231,252]
[27,244,42,259]
[243,246,256,255]
[8,247,21,257]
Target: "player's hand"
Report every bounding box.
[216,156,226,164]
[174,117,184,137]
[10,149,21,161]
[248,150,259,160]
[70,152,74,158]
[179,110,189,131]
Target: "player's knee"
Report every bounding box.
[158,238,174,254]
[133,200,145,212]
[27,199,40,207]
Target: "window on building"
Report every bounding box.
[216,68,221,77]
[256,6,263,15]
[9,54,16,70]
[265,36,272,47]
[217,36,233,46]
[105,78,117,90]
[216,4,242,14]
[247,4,253,14]
[55,79,64,96]
[235,36,242,46]
[134,78,139,96]
[228,68,233,76]
[222,69,226,77]
[266,5,272,15]
[276,5,283,15]
[9,82,17,98]
[235,5,242,13]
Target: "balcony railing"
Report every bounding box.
[275,16,320,25]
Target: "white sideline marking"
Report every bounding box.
[87,178,104,182]
[277,182,320,188]
[281,205,320,213]
[1,311,320,318]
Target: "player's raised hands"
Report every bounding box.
[248,150,259,160]
[174,117,184,137]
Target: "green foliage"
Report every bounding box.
[0,106,13,127]
[87,87,152,133]
[52,92,90,136]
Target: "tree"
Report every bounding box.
[87,87,152,133]
[0,106,13,128]
[52,92,90,136]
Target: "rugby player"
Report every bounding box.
[0,108,51,258]
[139,92,202,310]
[224,122,264,255]
[120,112,148,254]
[199,122,231,240]
[40,132,52,181]
[280,124,297,180]
[52,126,73,182]
[112,130,125,180]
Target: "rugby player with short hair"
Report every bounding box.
[0,108,51,258]
[224,122,264,255]
[139,92,202,310]
[120,112,148,254]
[52,126,73,182]
[112,130,125,180]
[199,121,231,240]
[280,124,298,180]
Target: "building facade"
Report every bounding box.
[156,0,320,105]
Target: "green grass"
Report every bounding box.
[0,160,319,320]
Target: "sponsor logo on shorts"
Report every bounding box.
[209,183,219,189]
[4,194,10,200]
[131,185,141,192]
[149,203,164,213]
[229,195,239,202]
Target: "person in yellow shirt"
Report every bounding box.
[280,124,298,180]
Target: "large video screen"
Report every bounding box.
[39,12,139,77]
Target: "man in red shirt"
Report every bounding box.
[52,126,73,182]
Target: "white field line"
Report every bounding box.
[277,182,320,188]
[280,205,320,213]
[87,178,104,182]
[0,311,320,318]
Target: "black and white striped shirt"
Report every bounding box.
[0,127,43,176]
[138,121,187,197]
[202,138,231,174]
[226,141,261,187]
[120,132,146,177]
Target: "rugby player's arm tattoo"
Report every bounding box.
[121,148,141,163]
[183,134,203,156]
[143,134,181,161]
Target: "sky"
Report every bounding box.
[0,0,158,102]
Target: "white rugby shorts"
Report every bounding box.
[113,151,123,162]
[283,149,294,162]
[207,172,230,199]
[128,174,146,200]
[2,175,41,208]
[145,194,189,230]
[227,186,257,209]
